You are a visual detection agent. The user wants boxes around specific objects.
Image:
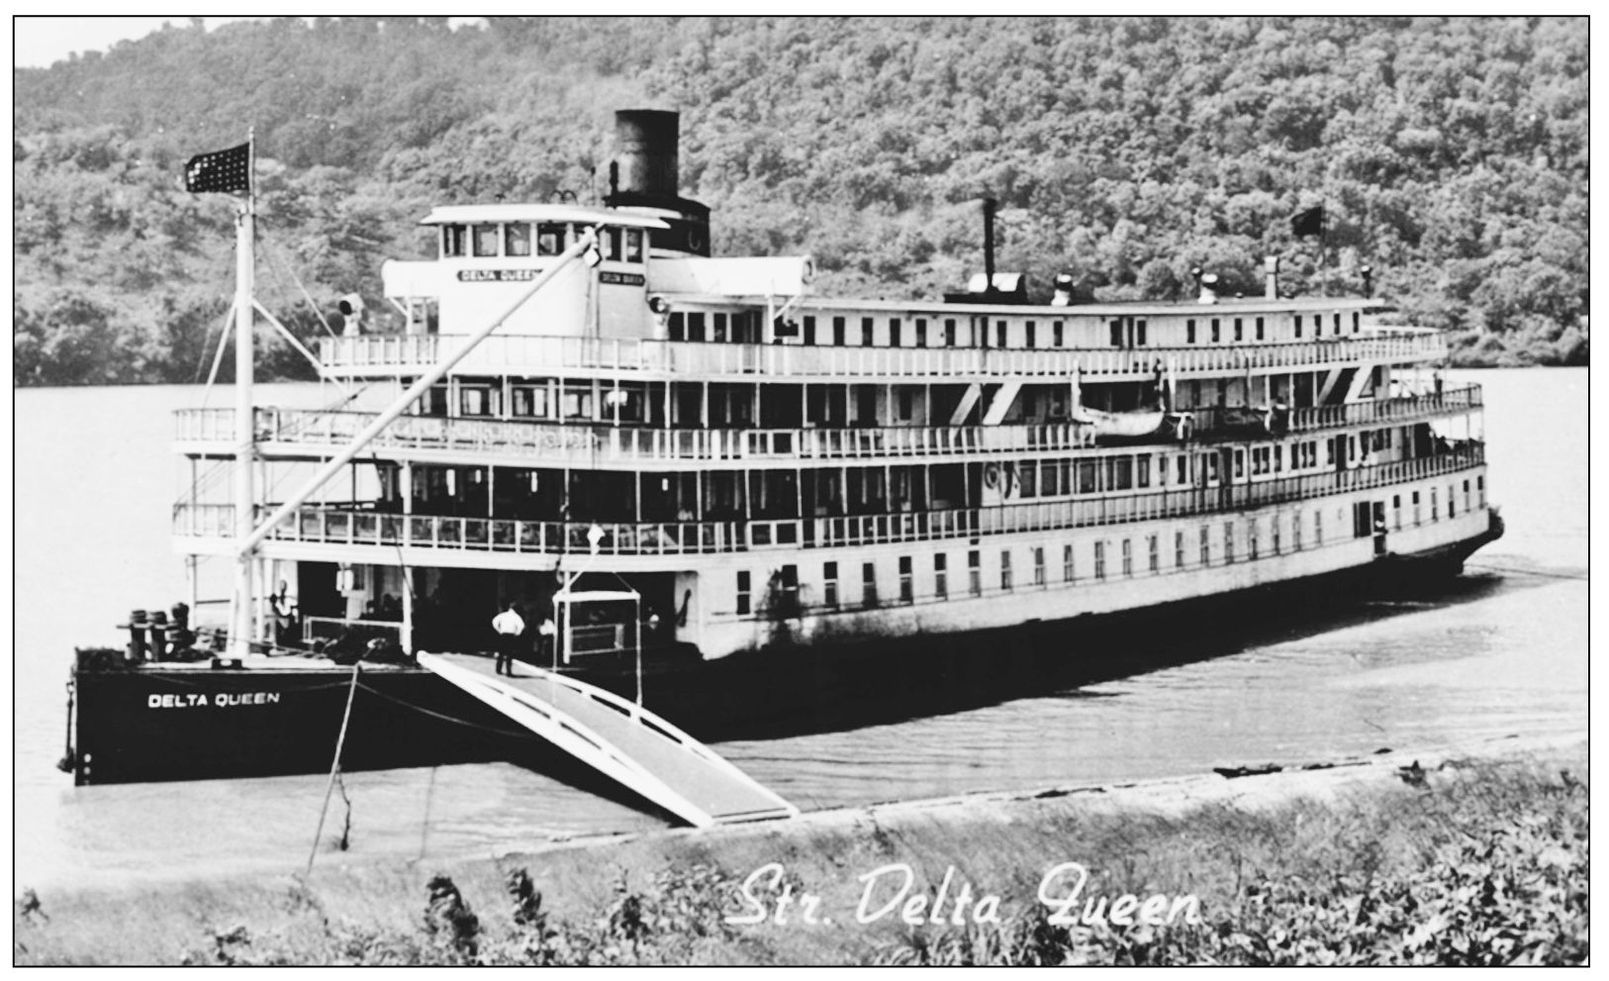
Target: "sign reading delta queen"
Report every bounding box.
[457,269,645,286]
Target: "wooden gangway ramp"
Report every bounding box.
[416,652,798,827]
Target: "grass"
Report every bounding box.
[13,743,1587,965]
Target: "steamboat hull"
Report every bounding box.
[71,523,1499,786]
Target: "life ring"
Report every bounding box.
[983,464,1001,490]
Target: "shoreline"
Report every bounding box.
[15,731,1587,965]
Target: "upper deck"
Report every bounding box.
[318,325,1444,383]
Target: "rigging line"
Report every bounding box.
[259,223,337,338]
[353,681,530,739]
[192,295,237,384]
[199,296,239,409]
[308,663,363,875]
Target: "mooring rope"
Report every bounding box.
[307,662,362,874]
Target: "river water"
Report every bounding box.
[13,368,1587,889]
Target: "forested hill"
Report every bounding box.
[14,16,1588,385]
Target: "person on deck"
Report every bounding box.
[491,602,526,676]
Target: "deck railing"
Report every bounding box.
[174,386,1481,465]
[175,445,1485,556]
[316,330,1447,380]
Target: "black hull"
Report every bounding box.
[70,523,1501,786]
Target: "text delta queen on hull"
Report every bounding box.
[726,862,1204,928]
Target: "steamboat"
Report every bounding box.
[68,110,1501,789]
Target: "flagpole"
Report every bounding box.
[229,128,256,660]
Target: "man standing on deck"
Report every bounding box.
[491,602,526,676]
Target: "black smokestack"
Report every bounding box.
[983,197,997,294]
[614,109,681,201]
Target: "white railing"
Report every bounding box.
[174,445,1485,556]
[316,330,1447,380]
[174,386,1481,465]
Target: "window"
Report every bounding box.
[1352,311,1361,333]
[1110,319,1124,347]
[1053,321,1064,347]
[916,318,928,347]
[1200,526,1211,565]
[1234,318,1243,341]
[1094,541,1107,580]
[935,554,948,600]
[1224,522,1235,563]
[1138,456,1151,488]
[713,313,728,343]
[1315,509,1324,545]
[1187,319,1197,344]
[1431,488,1440,520]
[778,565,799,612]
[1211,319,1221,343]
[624,228,644,263]
[890,318,903,347]
[863,562,878,607]
[997,320,1008,348]
[1255,316,1264,340]
[898,389,914,421]
[601,227,622,261]
[1447,484,1456,518]
[536,222,565,255]
[442,224,467,257]
[1042,461,1060,496]
[1294,314,1303,339]
[1293,513,1303,550]
[1413,491,1422,525]
[472,223,499,257]
[1249,522,1259,560]
[1001,550,1013,590]
[968,550,981,596]
[945,319,957,346]
[736,571,751,616]
[1148,535,1159,572]
[861,317,874,346]
[668,312,685,341]
[1025,320,1037,348]
[1064,544,1075,581]
[899,556,913,603]
[824,562,839,609]
[505,222,532,257]
[1271,518,1280,554]
[1175,531,1186,568]
[1393,494,1402,530]
[1334,313,1342,334]
[1136,320,1147,345]
[687,312,706,342]
[833,317,846,346]
[803,316,817,345]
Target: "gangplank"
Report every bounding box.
[415,652,798,827]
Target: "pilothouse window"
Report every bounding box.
[536,223,566,256]
[505,222,532,257]
[472,223,499,257]
[442,224,467,258]
[624,228,644,263]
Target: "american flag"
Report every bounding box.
[184,142,251,194]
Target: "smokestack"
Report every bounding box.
[983,198,997,295]
[1264,256,1281,299]
[613,109,680,200]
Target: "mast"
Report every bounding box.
[230,130,256,659]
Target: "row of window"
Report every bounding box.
[731,477,1487,616]
[665,311,1366,350]
[1184,312,1360,344]
[440,222,645,263]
